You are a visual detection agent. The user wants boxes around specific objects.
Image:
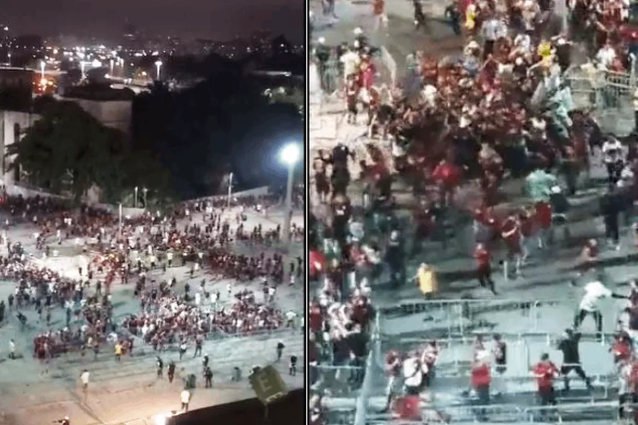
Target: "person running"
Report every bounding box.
[575,279,628,341]
[531,353,559,422]
[556,328,593,392]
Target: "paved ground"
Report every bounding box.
[0,206,304,425]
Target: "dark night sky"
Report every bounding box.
[2,0,304,42]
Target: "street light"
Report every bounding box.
[280,143,300,243]
[227,172,233,210]
[154,60,163,80]
[40,60,45,80]
[109,58,114,75]
[134,186,138,209]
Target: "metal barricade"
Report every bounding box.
[564,62,637,135]
[354,309,382,425]
[367,404,524,424]
[379,299,566,338]
[521,400,621,423]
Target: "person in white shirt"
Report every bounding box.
[285,311,297,327]
[602,136,624,184]
[575,280,627,339]
[340,48,360,83]
[595,43,616,70]
[481,17,505,58]
[81,370,90,390]
[180,389,191,411]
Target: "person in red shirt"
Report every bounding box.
[618,355,638,421]
[393,394,421,421]
[534,201,552,249]
[309,301,323,336]
[531,353,559,421]
[611,332,633,365]
[470,352,491,422]
[472,207,496,245]
[474,243,496,294]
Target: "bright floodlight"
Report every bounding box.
[155,60,163,66]
[280,143,300,166]
[152,414,167,425]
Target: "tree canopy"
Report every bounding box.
[8,98,168,204]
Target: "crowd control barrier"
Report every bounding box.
[362,400,635,424]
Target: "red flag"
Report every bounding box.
[309,250,325,277]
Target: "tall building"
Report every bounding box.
[122,20,141,52]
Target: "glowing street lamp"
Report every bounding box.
[39,60,45,80]
[109,58,114,75]
[154,60,163,80]
[280,143,300,243]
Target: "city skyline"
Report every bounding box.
[2,0,304,42]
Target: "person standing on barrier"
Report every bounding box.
[470,350,491,422]
[531,353,559,421]
[474,243,497,295]
[575,280,628,341]
[556,328,593,392]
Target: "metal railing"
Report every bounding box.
[379,299,567,337]
[565,61,637,133]
[364,400,635,424]
[354,309,382,425]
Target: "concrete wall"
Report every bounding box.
[68,98,132,134]
[188,186,271,204]
[91,203,146,218]
[0,110,40,185]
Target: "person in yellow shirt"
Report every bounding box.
[114,342,122,362]
[537,40,552,60]
[465,3,477,32]
[416,263,438,299]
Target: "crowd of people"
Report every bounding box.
[310,0,638,420]
[0,190,301,370]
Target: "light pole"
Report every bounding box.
[142,187,148,208]
[40,60,45,80]
[118,203,123,237]
[227,172,233,211]
[80,61,86,79]
[109,59,114,75]
[154,60,163,80]
[280,143,300,243]
[134,186,138,209]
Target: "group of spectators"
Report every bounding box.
[0,190,301,368]
[309,0,638,419]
